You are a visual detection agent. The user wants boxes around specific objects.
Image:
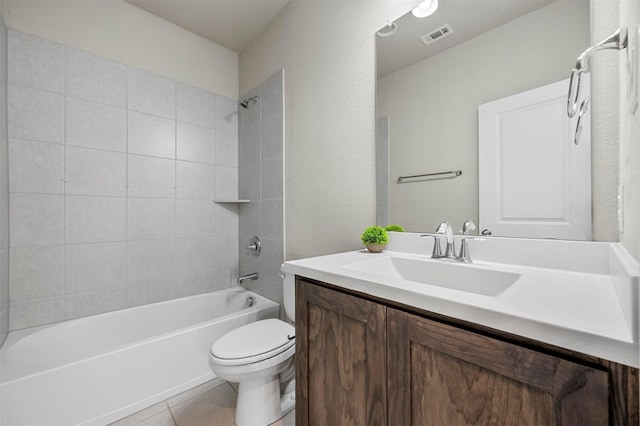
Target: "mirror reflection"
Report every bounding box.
[376,0,591,237]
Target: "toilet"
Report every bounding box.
[208,270,296,426]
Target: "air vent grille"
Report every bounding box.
[420,24,454,46]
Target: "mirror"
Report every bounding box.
[375,0,593,237]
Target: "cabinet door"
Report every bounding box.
[296,279,387,426]
[388,308,609,425]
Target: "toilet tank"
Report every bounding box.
[281,265,295,322]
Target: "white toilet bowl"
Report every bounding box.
[209,318,295,426]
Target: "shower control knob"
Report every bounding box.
[246,236,262,256]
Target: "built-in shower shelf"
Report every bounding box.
[214,199,251,203]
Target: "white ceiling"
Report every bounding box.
[377,0,557,78]
[124,0,290,52]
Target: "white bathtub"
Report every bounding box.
[0,287,279,426]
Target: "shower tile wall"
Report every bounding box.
[238,70,284,306]
[0,12,8,345]
[7,30,239,330]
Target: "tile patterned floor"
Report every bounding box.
[109,379,295,426]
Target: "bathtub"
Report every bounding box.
[0,287,279,426]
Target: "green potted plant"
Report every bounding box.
[385,224,405,232]
[361,226,389,253]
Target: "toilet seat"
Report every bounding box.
[210,319,295,366]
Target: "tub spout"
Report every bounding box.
[238,273,258,284]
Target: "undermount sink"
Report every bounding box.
[343,256,521,296]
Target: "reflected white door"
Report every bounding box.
[478,76,591,240]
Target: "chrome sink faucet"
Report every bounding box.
[420,221,455,260]
[421,221,482,263]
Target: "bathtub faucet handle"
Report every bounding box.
[246,236,261,256]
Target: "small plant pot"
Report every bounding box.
[365,244,385,253]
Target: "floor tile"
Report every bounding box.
[136,410,176,426]
[108,402,170,426]
[268,410,295,426]
[168,378,226,408]
[170,383,237,426]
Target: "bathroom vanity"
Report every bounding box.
[283,234,639,425]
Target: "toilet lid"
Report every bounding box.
[210,319,295,362]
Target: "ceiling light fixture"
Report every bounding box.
[376,21,398,38]
[412,0,439,18]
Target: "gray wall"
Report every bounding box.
[238,70,284,306]
[7,30,239,330]
[0,4,8,345]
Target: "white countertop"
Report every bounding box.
[283,235,639,368]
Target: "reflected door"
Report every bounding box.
[478,76,591,240]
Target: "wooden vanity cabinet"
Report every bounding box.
[295,277,639,426]
[295,276,387,425]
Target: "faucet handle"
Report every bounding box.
[420,234,443,258]
[458,237,485,263]
[461,220,476,235]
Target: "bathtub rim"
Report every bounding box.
[0,287,280,385]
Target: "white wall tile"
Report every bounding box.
[127,239,176,285]
[214,235,239,271]
[238,122,259,166]
[239,200,260,239]
[177,122,215,164]
[177,237,215,278]
[127,198,176,241]
[127,154,175,198]
[216,166,238,200]
[238,158,260,200]
[66,97,126,152]
[177,274,215,297]
[240,88,260,129]
[65,242,126,294]
[0,251,8,308]
[256,236,284,304]
[8,84,64,143]
[177,199,215,238]
[66,48,127,107]
[0,192,7,251]
[0,136,8,192]
[216,130,237,167]
[10,193,64,247]
[260,70,283,121]
[127,276,179,306]
[10,297,64,330]
[261,114,283,160]
[216,95,238,134]
[65,146,126,196]
[261,198,283,240]
[65,196,126,244]
[176,161,215,200]
[261,156,283,199]
[9,246,64,302]
[128,68,176,119]
[64,287,129,320]
[177,83,216,128]
[128,111,176,159]
[8,30,65,93]
[9,138,64,194]
[214,203,238,236]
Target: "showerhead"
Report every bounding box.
[240,96,258,109]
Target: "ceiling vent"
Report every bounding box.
[420,24,454,46]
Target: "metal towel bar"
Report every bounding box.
[567,27,627,118]
[397,169,462,183]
